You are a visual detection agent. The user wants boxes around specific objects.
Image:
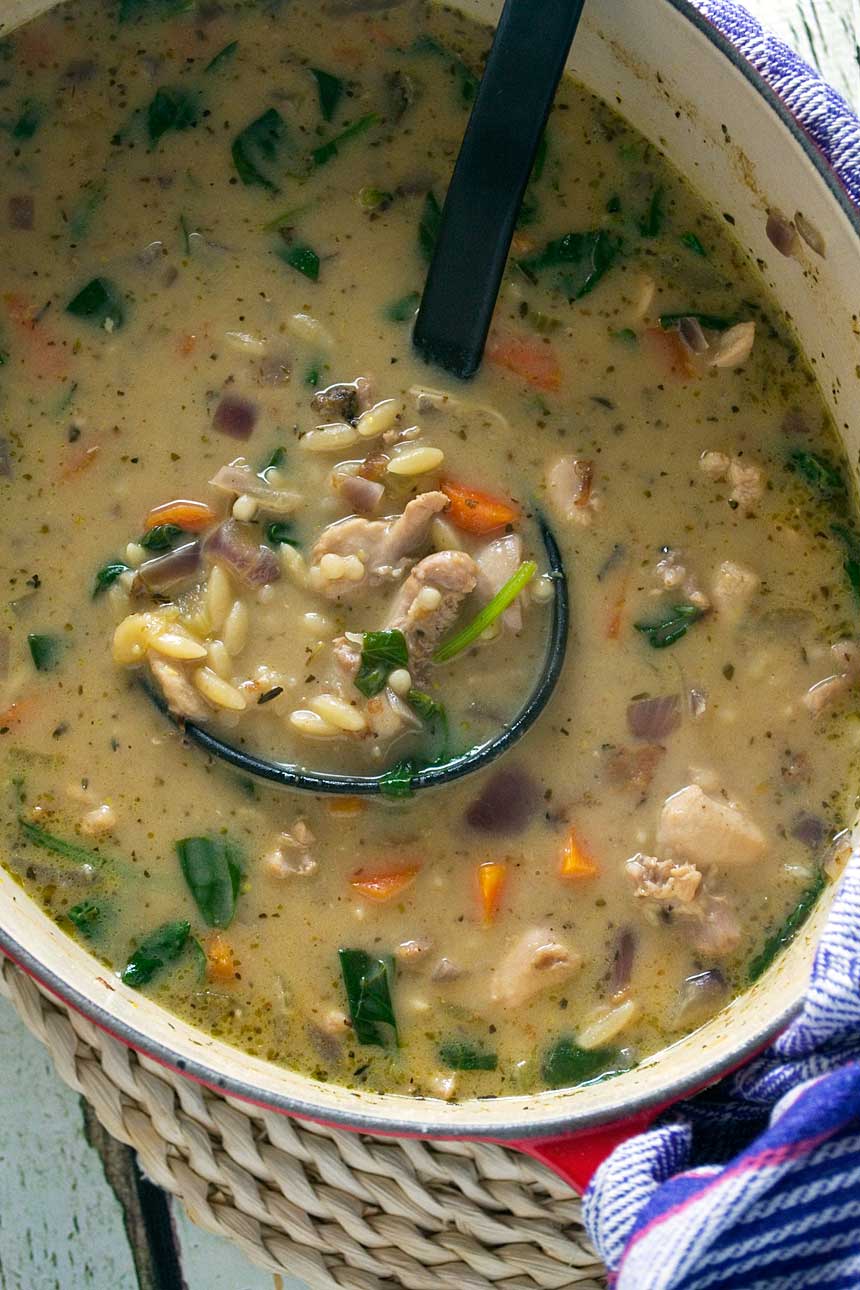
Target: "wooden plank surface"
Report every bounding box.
[1,0,858,1285]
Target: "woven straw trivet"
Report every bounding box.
[0,957,607,1289]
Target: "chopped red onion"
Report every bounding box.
[339,472,385,514]
[0,437,12,478]
[9,196,33,230]
[626,694,680,741]
[257,351,291,387]
[790,812,827,851]
[137,239,164,268]
[794,210,826,258]
[203,520,280,587]
[213,393,259,440]
[136,541,201,592]
[465,766,539,834]
[678,316,709,354]
[766,209,799,257]
[676,968,727,1027]
[209,463,301,514]
[609,927,636,994]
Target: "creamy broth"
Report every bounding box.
[0,0,857,1100]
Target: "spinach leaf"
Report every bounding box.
[832,523,860,603]
[409,34,478,105]
[69,180,106,241]
[28,633,61,672]
[122,920,191,988]
[147,86,198,145]
[139,524,184,551]
[612,327,638,346]
[639,184,664,237]
[231,108,293,192]
[176,835,243,929]
[266,521,298,547]
[747,869,827,982]
[19,817,109,869]
[438,1040,497,1071]
[541,1037,623,1089]
[119,0,191,20]
[12,100,41,141]
[379,759,416,799]
[407,689,445,724]
[787,449,846,499]
[605,193,622,214]
[66,277,125,331]
[518,230,620,301]
[355,629,409,698]
[278,242,320,281]
[680,231,707,256]
[67,900,102,936]
[659,312,734,331]
[418,191,442,262]
[260,445,287,476]
[311,68,344,122]
[311,112,378,167]
[634,601,702,649]
[338,948,398,1045]
[205,40,238,74]
[384,292,420,323]
[93,560,130,596]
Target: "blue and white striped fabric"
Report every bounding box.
[583,8,860,1285]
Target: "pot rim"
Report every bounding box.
[1,0,855,1144]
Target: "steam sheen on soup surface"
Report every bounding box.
[0,0,857,1101]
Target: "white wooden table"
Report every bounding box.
[1,2,856,1285]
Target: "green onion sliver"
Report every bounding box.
[433,561,537,663]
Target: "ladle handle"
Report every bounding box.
[413,0,586,379]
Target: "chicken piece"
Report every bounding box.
[475,533,523,632]
[310,490,448,598]
[546,455,598,526]
[699,450,730,481]
[728,458,765,510]
[626,853,703,906]
[625,854,741,957]
[385,549,478,675]
[148,655,212,723]
[657,784,767,867]
[802,639,860,716]
[689,892,742,956]
[264,821,317,878]
[711,560,760,622]
[489,927,582,1008]
[654,548,709,610]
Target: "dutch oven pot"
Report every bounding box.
[1,0,858,1193]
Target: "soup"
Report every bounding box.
[0,0,856,1101]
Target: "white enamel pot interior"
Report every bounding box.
[2,0,859,1188]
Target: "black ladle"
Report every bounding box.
[413,0,587,378]
[149,516,568,796]
[146,0,584,793]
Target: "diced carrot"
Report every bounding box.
[605,572,630,640]
[486,331,561,391]
[643,327,696,381]
[206,933,236,983]
[0,696,37,731]
[143,499,217,533]
[60,443,100,481]
[177,332,198,357]
[477,860,507,924]
[328,797,366,816]
[559,828,599,879]
[4,293,68,381]
[351,864,420,902]
[442,480,520,535]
